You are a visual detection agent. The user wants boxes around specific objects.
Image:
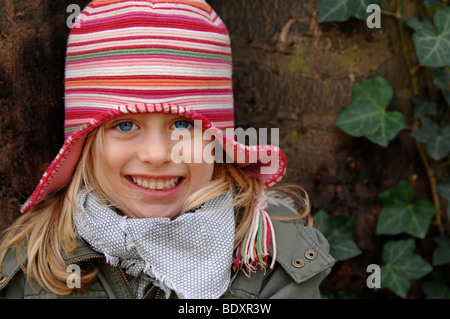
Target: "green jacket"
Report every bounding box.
[0,204,335,299]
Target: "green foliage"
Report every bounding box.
[321,291,357,299]
[380,239,432,298]
[334,77,406,147]
[436,178,450,200]
[420,271,450,298]
[421,279,450,298]
[432,235,450,265]
[314,210,361,261]
[411,117,450,160]
[437,178,450,221]
[410,75,450,161]
[318,0,387,22]
[434,68,450,106]
[317,0,450,299]
[376,181,436,238]
[411,7,450,67]
[423,0,444,8]
[411,94,437,119]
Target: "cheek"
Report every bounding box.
[186,133,216,183]
[93,140,127,194]
[171,129,216,164]
[187,162,215,187]
[102,140,129,173]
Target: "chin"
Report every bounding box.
[128,205,181,220]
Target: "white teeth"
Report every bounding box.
[131,177,180,190]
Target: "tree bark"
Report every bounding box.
[0,0,428,298]
[209,0,429,298]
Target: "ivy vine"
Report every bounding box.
[316,0,450,298]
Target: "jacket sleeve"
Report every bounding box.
[258,225,334,299]
[0,247,26,299]
[0,271,26,299]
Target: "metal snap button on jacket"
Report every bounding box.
[305,249,318,260]
[292,258,305,268]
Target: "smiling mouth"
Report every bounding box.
[129,176,183,190]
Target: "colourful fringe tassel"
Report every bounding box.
[233,192,276,276]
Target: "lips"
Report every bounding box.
[129,176,182,190]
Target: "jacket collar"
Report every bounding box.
[62,238,105,264]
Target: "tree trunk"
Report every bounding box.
[210,0,428,298]
[0,0,428,298]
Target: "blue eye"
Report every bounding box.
[116,122,136,132]
[173,120,192,130]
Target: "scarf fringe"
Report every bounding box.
[265,190,297,212]
[119,215,137,251]
[104,254,120,266]
[232,191,277,276]
[143,263,175,299]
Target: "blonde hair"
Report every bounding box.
[0,127,312,296]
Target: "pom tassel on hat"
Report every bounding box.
[232,191,276,276]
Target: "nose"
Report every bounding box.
[137,130,172,166]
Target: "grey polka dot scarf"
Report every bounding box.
[74,188,235,299]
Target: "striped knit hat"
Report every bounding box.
[21,0,287,214]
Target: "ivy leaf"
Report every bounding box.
[432,235,450,266]
[321,291,357,299]
[379,180,414,206]
[411,117,450,160]
[407,16,435,32]
[411,95,438,119]
[314,209,331,233]
[421,281,450,299]
[421,272,450,299]
[380,239,433,298]
[376,181,436,238]
[434,68,450,106]
[437,178,450,224]
[412,7,450,67]
[423,0,443,8]
[377,202,436,238]
[314,210,361,261]
[318,0,386,23]
[428,126,450,160]
[437,178,450,200]
[335,77,406,147]
[411,116,440,143]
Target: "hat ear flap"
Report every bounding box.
[233,191,277,274]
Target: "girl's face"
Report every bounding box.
[94,113,215,219]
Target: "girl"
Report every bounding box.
[0,0,334,299]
